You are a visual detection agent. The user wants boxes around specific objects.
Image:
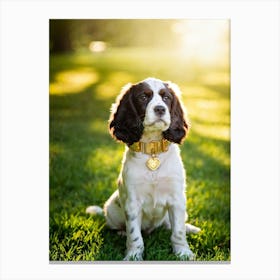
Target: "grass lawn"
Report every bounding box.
[49,48,230,261]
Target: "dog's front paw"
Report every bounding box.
[123,248,143,261]
[174,245,195,261]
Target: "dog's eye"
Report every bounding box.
[162,95,170,102]
[139,94,148,101]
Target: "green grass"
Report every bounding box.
[49,48,230,261]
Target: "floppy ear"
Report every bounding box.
[163,82,189,144]
[109,83,144,146]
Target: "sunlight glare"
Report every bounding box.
[173,20,229,65]
[50,68,99,95]
[89,41,107,53]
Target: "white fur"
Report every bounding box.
[86,205,103,215]
[143,78,171,132]
[87,78,200,261]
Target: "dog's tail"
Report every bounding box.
[185,223,201,234]
[86,205,104,216]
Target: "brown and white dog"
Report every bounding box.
[87,77,200,261]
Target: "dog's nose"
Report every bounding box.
[154,105,166,116]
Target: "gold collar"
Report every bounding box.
[129,139,170,155]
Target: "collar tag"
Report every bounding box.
[146,154,161,171]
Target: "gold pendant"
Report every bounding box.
[146,155,160,171]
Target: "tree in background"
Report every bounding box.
[50,20,74,53]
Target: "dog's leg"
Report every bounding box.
[168,203,195,260]
[104,190,126,230]
[123,200,144,261]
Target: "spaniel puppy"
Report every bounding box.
[87,77,200,261]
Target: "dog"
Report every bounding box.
[86,77,200,261]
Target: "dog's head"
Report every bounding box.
[109,77,189,145]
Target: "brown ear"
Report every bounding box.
[109,83,144,145]
[162,82,189,144]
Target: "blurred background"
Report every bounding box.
[50,19,229,61]
[50,19,229,83]
[49,19,230,261]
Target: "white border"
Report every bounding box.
[1,0,279,279]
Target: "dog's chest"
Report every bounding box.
[123,145,184,198]
[138,178,171,228]
[137,172,173,206]
[121,144,185,223]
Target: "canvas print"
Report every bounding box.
[49,19,230,261]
